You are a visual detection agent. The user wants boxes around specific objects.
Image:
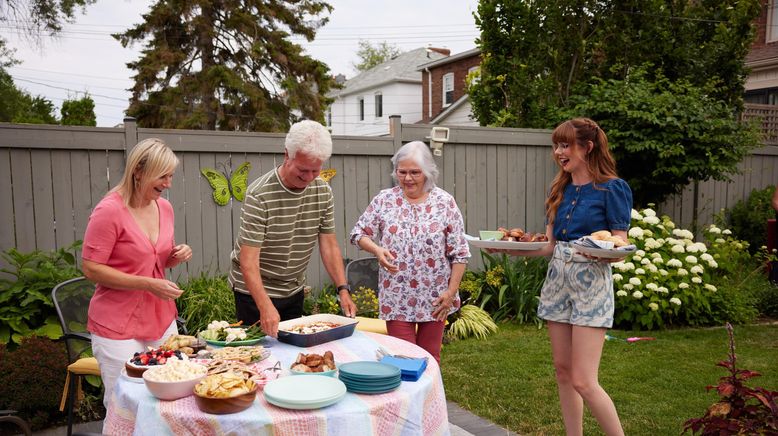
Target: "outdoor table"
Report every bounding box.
[103,331,451,435]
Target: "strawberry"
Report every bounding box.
[139,354,149,365]
[157,357,167,364]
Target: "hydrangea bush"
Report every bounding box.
[613,207,766,330]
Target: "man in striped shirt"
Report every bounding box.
[229,120,356,337]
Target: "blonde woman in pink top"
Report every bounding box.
[82,138,192,410]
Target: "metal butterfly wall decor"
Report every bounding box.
[319,168,336,183]
[201,161,251,206]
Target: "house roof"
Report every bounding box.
[329,48,448,98]
[417,48,481,71]
[430,95,470,124]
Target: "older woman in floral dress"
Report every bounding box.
[350,141,470,363]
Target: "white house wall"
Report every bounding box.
[329,82,422,136]
[437,100,479,126]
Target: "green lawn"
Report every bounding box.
[440,323,778,435]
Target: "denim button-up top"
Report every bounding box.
[552,178,633,242]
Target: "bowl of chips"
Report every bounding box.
[193,371,258,414]
[142,360,207,401]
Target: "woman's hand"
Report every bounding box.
[432,291,456,321]
[167,244,192,267]
[375,247,399,273]
[147,278,184,301]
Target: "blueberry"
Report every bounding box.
[149,358,158,365]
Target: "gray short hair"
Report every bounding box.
[391,141,438,192]
[285,120,332,161]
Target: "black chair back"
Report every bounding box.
[51,277,95,363]
[345,257,379,293]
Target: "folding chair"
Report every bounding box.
[0,410,31,436]
[345,257,387,334]
[51,277,101,436]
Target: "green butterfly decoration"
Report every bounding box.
[201,161,251,206]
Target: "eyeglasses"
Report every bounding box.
[396,169,424,179]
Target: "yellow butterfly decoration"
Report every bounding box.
[319,168,337,183]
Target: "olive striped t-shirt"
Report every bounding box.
[229,168,335,298]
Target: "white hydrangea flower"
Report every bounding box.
[616,290,628,297]
[659,269,669,276]
[646,283,658,291]
[672,229,684,238]
[643,229,654,237]
[679,283,690,289]
[628,227,645,239]
[690,265,704,275]
[667,259,682,268]
[631,209,643,220]
[700,253,713,262]
[643,208,657,217]
[635,249,646,257]
[671,244,685,254]
[686,242,707,253]
[649,302,659,311]
[657,224,666,231]
[670,297,682,306]
[624,262,636,271]
[715,238,726,244]
[705,284,717,292]
[656,238,666,245]
[651,252,662,258]
[692,277,702,284]
[677,268,688,276]
[681,230,694,239]
[722,229,732,235]
[641,258,651,265]
[632,291,644,299]
[633,255,643,262]
[645,238,661,250]
[708,260,718,268]
[664,220,676,229]
[623,283,634,291]
[652,256,664,264]
[657,286,669,294]
[708,225,721,234]
[685,255,698,264]
[643,216,660,225]
[647,264,658,273]
[635,268,646,275]
[629,277,641,286]
[613,273,623,282]
[666,237,680,246]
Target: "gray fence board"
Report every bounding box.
[51,151,76,249]
[0,149,14,250]
[10,149,35,252]
[70,150,92,248]
[31,149,56,250]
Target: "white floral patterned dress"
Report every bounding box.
[350,186,470,322]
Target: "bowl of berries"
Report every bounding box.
[125,348,187,378]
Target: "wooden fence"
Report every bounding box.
[1,117,777,288]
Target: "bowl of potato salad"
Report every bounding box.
[142,359,208,400]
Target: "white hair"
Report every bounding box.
[391,141,438,192]
[284,120,332,161]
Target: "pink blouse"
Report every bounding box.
[350,186,470,322]
[83,192,177,340]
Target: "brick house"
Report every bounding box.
[417,48,481,125]
[745,1,778,103]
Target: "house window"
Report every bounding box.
[326,107,332,126]
[358,97,364,121]
[467,66,480,85]
[374,92,383,118]
[769,1,778,43]
[442,73,454,106]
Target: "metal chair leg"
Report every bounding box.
[67,371,77,436]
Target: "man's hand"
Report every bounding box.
[258,301,281,338]
[339,290,357,318]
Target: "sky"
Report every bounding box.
[4,0,480,127]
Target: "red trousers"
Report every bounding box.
[385,320,445,364]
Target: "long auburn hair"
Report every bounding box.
[545,118,619,226]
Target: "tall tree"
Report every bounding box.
[61,94,96,126]
[115,0,337,132]
[0,0,96,36]
[469,0,762,206]
[352,40,402,72]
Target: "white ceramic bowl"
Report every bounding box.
[479,230,505,241]
[142,363,207,401]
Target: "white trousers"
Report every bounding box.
[92,320,178,411]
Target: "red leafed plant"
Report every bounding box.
[683,323,778,435]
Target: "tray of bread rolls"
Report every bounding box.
[572,230,636,258]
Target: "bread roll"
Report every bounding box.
[590,230,612,240]
[605,235,627,247]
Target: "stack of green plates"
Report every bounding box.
[263,375,346,410]
[338,361,402,394]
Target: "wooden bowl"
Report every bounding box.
[125,361,149,378]
[193,386,258,415]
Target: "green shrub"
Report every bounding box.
[0,336,68,430]
[0,241,82,346]
[466,252,548,324]
[717,185,776,255]
[351,286,378,318]
[176,273,235,334]
[303,284,340,316]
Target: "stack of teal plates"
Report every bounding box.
[338,361,402,394]
[264,375,346,410]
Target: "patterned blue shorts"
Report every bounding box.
[537,242,614,328]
